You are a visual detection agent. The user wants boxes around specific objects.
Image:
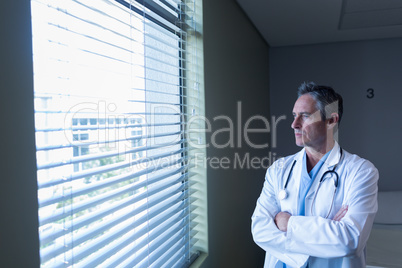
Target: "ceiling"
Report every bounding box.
[235,0,402,47]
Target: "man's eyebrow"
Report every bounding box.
[293,112,312,116]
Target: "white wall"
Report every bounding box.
[202,0,270,267]
[270,38,402,191]
[0,0,41,266]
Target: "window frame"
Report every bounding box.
[30,0,207,267]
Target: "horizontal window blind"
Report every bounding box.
[31,0,206,267]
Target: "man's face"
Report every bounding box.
[291,94,327,149]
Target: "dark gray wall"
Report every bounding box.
[270,38,402,191]
[202,0,270,267]
[0,0,41,267]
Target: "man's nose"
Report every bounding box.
[291,116,300,129]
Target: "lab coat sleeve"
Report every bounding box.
[285,161,379,258]
[252,166,309,267]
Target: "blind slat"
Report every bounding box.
[35,121,183,133]
[38,146,184,192]
[38,155,187,207]
[41,191,190,264]
[40,176,189,247]
[166,238,199,268]
[135,223,190,267]
[78,211,191,267]
[36,130,182,151]
[39,167,189,230]
[136,226,189,268]
[93,205,191,267]
[37,138,184,170]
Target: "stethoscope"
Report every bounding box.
[278,148,343,218]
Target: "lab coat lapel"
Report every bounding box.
[280,149,304,215]
[291,149,304,214]
[304,142,341,216]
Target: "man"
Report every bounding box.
[251,82,378,267]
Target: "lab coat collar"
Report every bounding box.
[294,148,305,163]
[325,141,341,168]
[294,141,341,169]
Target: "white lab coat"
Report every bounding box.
[251,142,378,268]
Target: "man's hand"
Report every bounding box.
[274,205,347,232]
[275,211,291,232]
[333,205,348,221]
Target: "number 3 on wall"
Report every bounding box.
[367,88,374,99]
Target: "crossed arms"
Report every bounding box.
[274,205,348,232]
[251,161,378,266]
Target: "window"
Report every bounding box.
[31,0,207,267]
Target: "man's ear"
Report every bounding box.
[327,113,339,129]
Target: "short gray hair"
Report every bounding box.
[297,81,343,124]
